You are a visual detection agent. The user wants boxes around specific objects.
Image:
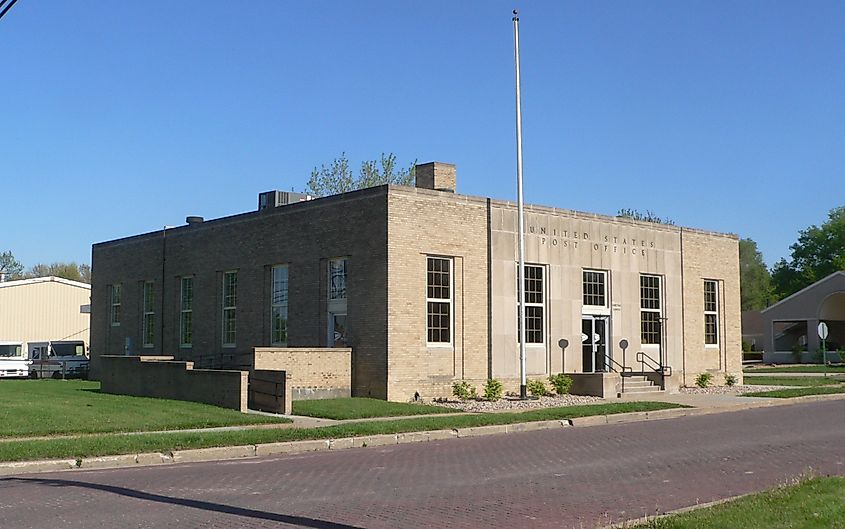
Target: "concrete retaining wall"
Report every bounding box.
[253,347,351,400]
[100,355,248,412]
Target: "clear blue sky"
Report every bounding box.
[4,0,844,268]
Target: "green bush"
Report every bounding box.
[838,349,845,363]
[791,345,803,364]
[451,381,477,400]
[527,379,548,397]
[724,373,737,387]
[742,340,752,353]
[482,379,504,401]
[695,372,713,388]
[548,373,573,395]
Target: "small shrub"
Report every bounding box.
[527,378,548,397]
[742,340,752,353]
[482,378,504,401]
[695,372,713,388]
[724,373,737,387]
[548,373,573,395]
[451,381,477,400]
[791,345,803,364]
[837,349,845,364]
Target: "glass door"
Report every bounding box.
[581,316,609,372]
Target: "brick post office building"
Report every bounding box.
[90,162,742,401]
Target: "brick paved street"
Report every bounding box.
[2,400,844,529]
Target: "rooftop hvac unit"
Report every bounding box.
[258,191,312,211]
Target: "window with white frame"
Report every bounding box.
[582,270,607,308]
[640,275,662,345]
[518,265,545,344]
[271,265,289,345]
[180,277,193,347]
[704,280,719,345]
[142,281,155,347]
[110,284,122,326]
[329,258,347,300]
[426,257,452,344]
[222,271,237,347]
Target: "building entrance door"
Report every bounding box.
[581,316,609,373]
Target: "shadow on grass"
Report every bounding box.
[5,476,363,529]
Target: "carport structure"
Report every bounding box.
[762,271,845,363]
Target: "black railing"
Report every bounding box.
[603,353,633,393]
[636,351,672,390]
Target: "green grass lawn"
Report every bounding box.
[0,380,288,438]
[0,401,684,462]
[745,365,845,374]
[742,386,845,398]
[744,376,845,387]
[292,398,456,419]
[634,477,845,529]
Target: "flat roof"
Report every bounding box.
[95,181,738,249]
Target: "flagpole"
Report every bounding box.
[513,9,527,399]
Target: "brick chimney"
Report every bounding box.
[414,162,456,193]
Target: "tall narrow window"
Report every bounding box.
[271,265,289,345]
[640,275,662,345]
[582,270,607,308]
[180,277,193,347]
[327,258,348,346]
[110,284,122,326]
[329,258,347,300]
[518,265,545,344]
[222,271,237,347]
[704,280,719,345]
[142,281,155,347]
[426,257,452,344]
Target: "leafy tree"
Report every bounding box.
[0,250,24,280]
[24,262,91,283]
[771,206,845,300]
[739,238,772,311]
[616,208,675,225]
[305,153,416,198]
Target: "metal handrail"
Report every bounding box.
[603,354,632,393]
[636,351,672,389]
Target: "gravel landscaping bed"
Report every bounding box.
[434,394,604,412]
[680,385,788,395]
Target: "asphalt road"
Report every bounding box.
[2,400,844,529]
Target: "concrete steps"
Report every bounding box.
[616,375,664,396]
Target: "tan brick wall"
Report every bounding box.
[680,229,743,386]
[253,347,351,399]
[99,355,248,411]
[385,187,489,401]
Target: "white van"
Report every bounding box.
[28,341,89,379]
[0,342,28,378]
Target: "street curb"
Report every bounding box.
[598,489,759,529]
[2,393,845,477]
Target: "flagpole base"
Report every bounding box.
[519,384,527,399]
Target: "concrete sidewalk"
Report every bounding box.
[743,371,845,378]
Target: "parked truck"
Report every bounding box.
[0,342,28,378]
[28,341,89,379]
